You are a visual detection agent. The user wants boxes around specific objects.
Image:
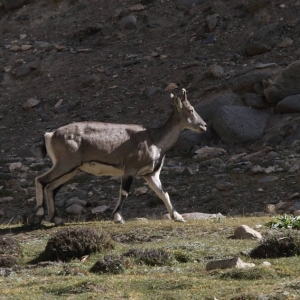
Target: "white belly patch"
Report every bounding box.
[79,162,124,176]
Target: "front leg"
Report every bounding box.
[143,171,185,222]
[112,175,134,224]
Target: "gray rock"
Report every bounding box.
[243,93,268,109]
[1,0,29,10]
[233,69,278,94]
[246,41,271,56]
[264,60,300,103]
[66,197,87,207]
[66,204,83,215]
[258,176,279,183]
[33,41,50,50]
[212,106,269,145]
[206,257,255,271]
[0,197,13,204]
[194,146,227,161]
[119,15,137,30]
[215,182,234,191]
[91,205,110,214]
[207,15,218,32]
[276,94,300,113]
[233,225,263,240]
[14,65,36,78]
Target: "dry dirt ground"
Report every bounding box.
[0,0,300,224]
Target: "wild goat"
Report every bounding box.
[34,89,207,225]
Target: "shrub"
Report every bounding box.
[90,255,126,274]
[43,227,114,261]
[250,233,300,258]
[0,236,21,257]
[123,248,171,266]
[0,254,18,268]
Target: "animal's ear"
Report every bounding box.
[171,93,182,111]
[182,88,188,102]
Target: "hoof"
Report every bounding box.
[173,211,185,222]
[114,213,125,224]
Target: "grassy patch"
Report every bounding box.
[0,217,300,300]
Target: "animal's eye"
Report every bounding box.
[188,109,194,115]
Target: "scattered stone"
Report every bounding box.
[66,204,84,215]
[207,14,218,32]
[0,197,13,204]
[215,182,234,191]
[9,162,23,172]
[9,45,21,52]
[119,15,137,30]
[243,93,267,109]
[206,257,255,271]
[258,176,279,183]
[134,186,148,196]
[21,45,32,51]
[65,197,87,207]
[194,146,227,161]
[233,225,263,240]
[91,205,110,214]
[22,97,40,110]
[261,261,271,267]
[33,41,50,50]
[207,64,224,79]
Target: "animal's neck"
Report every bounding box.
[152,110,182,154]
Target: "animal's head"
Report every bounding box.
[171,89,207,133]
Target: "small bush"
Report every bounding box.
[250,233,300,259]
[0,254,18,268]
[43,227,114,262]
[0,236,21,257]
[90,255,126,274]
[123,248,171,266]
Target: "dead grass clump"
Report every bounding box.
[250,233,300,259]
[43,227,114,261]
[230,293,285,300]
[0,236,21,257]
[90,255,126,274]
[123,248,171,266]
[0,254,18,268]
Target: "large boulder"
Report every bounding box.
[264,60,300,103]
[213,106,269,144]
[195,93,243,122]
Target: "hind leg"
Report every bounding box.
[35,164,79,225]
[112,175,134,224]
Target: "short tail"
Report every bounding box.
[37,137,47,159]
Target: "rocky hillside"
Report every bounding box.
[1,0,300,224]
